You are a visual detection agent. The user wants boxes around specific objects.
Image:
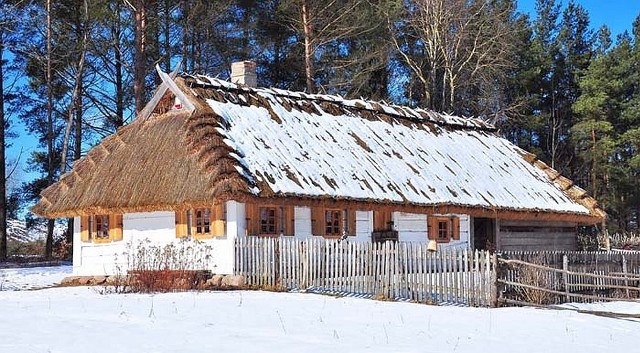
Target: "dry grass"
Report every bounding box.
[514,255,560,305]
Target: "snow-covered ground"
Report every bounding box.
[0,264,71,291]
[0,278,639,352]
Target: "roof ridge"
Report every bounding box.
[181,74,497,133]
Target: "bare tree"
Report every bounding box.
[389,0,517,113]
[0,6,7,260]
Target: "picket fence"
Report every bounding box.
[498,250,640,304]
[234,237,495,307]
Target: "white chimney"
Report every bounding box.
[230,61,257,88]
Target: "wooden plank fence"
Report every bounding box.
[498,251,640,305]
[234,237,494,307]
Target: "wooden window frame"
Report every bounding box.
[81,214,123,243]
[324,209,343,237]
[259,206,278,236]
[194,208,212,236]
[428,215,460,243]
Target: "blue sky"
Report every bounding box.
[517,0,640,37]
[6,0,640,194]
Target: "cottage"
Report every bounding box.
[32,61,605,276]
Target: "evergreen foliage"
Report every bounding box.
[0,0,639,255]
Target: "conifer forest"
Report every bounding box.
[1,0,639,258]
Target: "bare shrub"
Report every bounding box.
[514,256,559,305]
[110,238,213,293]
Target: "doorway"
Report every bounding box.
[473,217,496,251]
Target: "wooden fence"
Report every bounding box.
[498,251,640,305]
[235,237,495,306]
[234,239,640,307]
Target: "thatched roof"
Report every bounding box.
[32,73,606,223]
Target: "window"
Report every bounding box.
[175,204,226,239]
[245,204,294,236]
[325,210,342,236]
[311,207,356,238]
[195,208,211,235]
[260,207,277,234]
[428,215,460,243]
[437,220,449,241]
[81,214,123,243]
[93,215,110,240]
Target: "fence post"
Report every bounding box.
[490,252,498,308]
[562,255,569,303]
[622,255,629,298]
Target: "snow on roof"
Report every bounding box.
[189,76,591,215]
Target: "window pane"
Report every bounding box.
[196,209,203,233]
[96,215,109,239]
[204,209,211,233]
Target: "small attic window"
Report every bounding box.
[173,96,183,110]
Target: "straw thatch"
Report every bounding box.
[33,110,249,218]
[32,74,606,224]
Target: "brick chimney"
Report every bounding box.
[230,61,257,88]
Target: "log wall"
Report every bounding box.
[497,220,577,251]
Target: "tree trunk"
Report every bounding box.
[0,27,7,260]
[133,0,147,114]
[163,0,171,71]
[301,0,316,93]
[45,0,54,260]
[114,0,124,128]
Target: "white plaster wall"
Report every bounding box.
[352,210,373,242]
[294,206,312,239]
[75,203,244,277]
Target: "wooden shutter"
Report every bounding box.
[373,209,392,231]
[347,209,357,236]
[80,216,90,242]
[427,216,436,240]
[212,203,226,237]
[452,216,460,240]
[245,202,259,235]
[109,214,124,241]
[175,211,188,238]
[283,206,295,236]
[311,207,324,236]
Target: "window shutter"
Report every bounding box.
[109,214,124,241]
[374,209,392,231]
[311,207,324,236]
[427,216,436,240]
[175,211,188,238]
[212,203,226,237]
[347,209,357,236]
[283,205,295,236]
[245,202,259,235]
[80,216,90,242]
[452,216,460,240]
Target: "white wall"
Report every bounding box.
[294,207,312,239]
[75,203,244,277]
[352,210,373,242]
